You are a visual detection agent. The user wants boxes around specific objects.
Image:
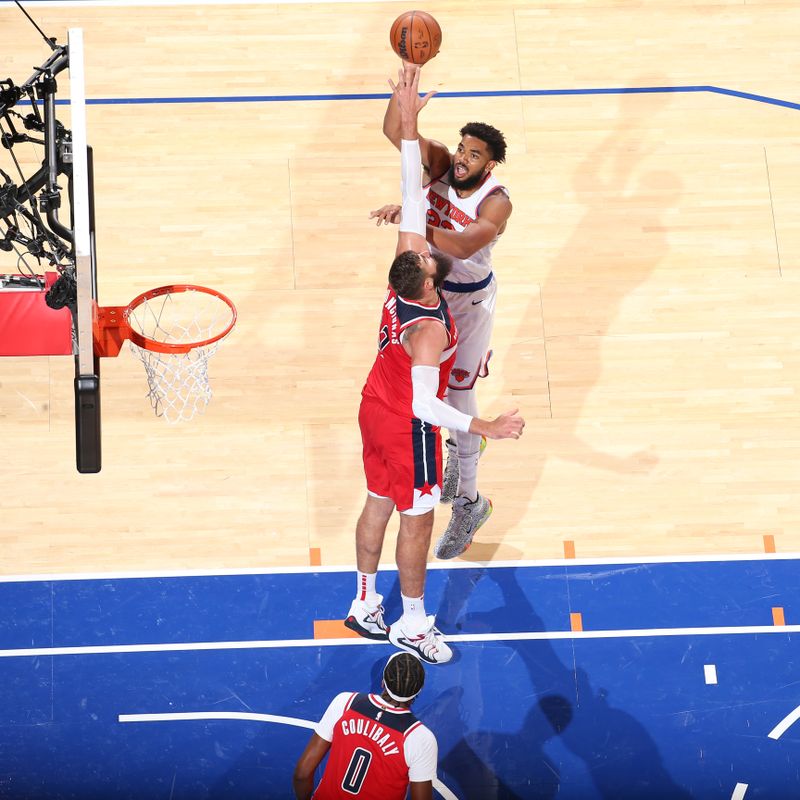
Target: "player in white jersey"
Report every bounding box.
[376,75,513,560]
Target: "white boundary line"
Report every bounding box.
[768,704,800,740]
[119,711,458,798]
[731,784,749,800]
[0,551,797,584]
[120,711,316,729]
[2,624,799,659]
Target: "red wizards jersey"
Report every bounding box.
[313,693,437,799]
[361,286,458,418]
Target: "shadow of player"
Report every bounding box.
[430,567,693,799]
[471,76,683,561]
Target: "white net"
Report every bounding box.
[126,287,234,423]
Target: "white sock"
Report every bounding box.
[357,571,380,607]
[401,593,427,625]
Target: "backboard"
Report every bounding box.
[68,28,102,474]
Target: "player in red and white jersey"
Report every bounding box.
[293,653,437,800]
[361,281,458,423]
[377,68,514,563]
[346,65,524,666]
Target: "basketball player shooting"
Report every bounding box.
[346,63,524,666]
[374,60,514,561]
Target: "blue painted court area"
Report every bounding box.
[1,558,799,798]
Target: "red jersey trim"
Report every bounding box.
[400,296,445,310]
[368,694,411,714]
[344,692,358,712]
[398,316,456,353]
[475,184,509,218]
[398,315,448,334]
[403,720,423,739]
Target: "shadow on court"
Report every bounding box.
[429,568,693,799]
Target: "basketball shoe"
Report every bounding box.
[440,436,488,504]
[434,493,492,559]
[388,615,452,665]
[344,596,389,641]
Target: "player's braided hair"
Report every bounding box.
[382,652,425,705]
[389,251,426,300]
[460,122,507,163]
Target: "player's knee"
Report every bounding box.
[398,509,434,540]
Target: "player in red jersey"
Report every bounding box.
[293,653,436,800]
[345,64,525,665]
[375,64,513,561]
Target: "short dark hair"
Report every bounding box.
[383,653,425,704]
[389,251,425,299]
[460,122,507,163]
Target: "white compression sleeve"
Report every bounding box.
[399,139,427,237]
[411,365,473,432]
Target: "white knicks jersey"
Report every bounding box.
[425,170,509,284]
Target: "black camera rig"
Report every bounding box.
[1,15,77,309]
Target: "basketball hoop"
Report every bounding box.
[95,285,236,422]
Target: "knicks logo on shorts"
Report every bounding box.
[451,368,471,384]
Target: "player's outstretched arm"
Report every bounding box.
[393,64,434,255]
[292,733,331,799]
[382,63,451,178]
[469,408,525,441]
[369,203,402,225]
[407,324,525,440]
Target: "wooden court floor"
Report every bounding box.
[2,0,800,575]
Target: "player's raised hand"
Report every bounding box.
[369,204,402,225]
[484,409,525,441]
[388,62,436,118]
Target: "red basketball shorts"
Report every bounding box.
[358,397,443,514]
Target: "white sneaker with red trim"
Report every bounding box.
[344,596,389,641]
[388,614,452,664]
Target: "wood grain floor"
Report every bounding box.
[1,0,800,574]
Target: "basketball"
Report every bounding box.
[390,11,442,65]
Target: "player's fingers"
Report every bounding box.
[420,90,437,106]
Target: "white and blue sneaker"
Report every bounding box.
[388,615,452,665]
[344,596,389,641]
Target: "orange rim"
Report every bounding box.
[95,284,237,357]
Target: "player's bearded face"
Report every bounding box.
[448,160,487,191]
[449,136,493,190]
[431,252,452,289]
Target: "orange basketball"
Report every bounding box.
[390,11,442,65]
